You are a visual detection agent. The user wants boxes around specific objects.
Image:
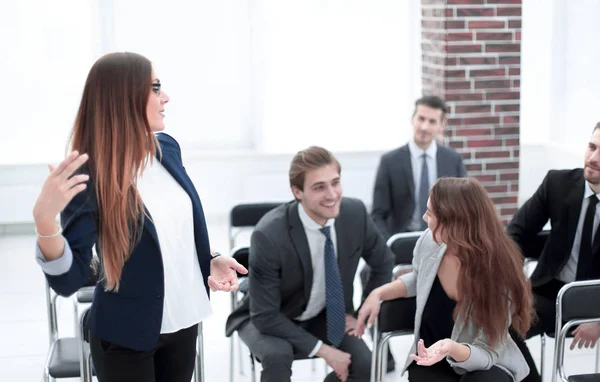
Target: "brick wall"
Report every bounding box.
[421,0,521,222]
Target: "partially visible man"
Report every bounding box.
[371,95,467,240]
[226,146,394,382]
[507,122,600,382]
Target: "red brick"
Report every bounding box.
[503,116,520,124]
[446,8,455,17]
[445,20,466,29]
[494,104,520,113]
[475,150,511,159]
[457,8,495,17]
[468,20,505,29]
[497,7,522,16]
[500,172,519,181]
[454,105,492,114]
[500,207,518,216]
[505,138,520,145]
[446,57,458,66]
[499,56,520,65]
[467,163,483,171]
[447,32,474,42]
[445,93,485,102]
[475,174,498,182]
[487,162,520,170]
[485,184,509,193]
[515,31,521,41]
[422,20,446,29]
[470,68,506,77]
[475,79,511,89]
[486,43,521,53]
[513,79,521,88]
[445,80,472,90]
[491,196,518,204]
[508,20,522,29]
[487,0,521,3]
[513,149,520,157]
[460,151,473,160]
[494,127,520,135]
[476,32,514,41]
[447,0,485,3]
[509,67,520,76]
[446,69,466,78]
[447,44,483,54]
[467,139,503,148]
[449,141,466,149]
[486,91,520,100]
[454,127,493,136]
[458,56,497,66]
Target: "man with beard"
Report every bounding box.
[507,122,600,382]
[226,146,393,382]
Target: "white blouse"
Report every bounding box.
[137,158,212,333]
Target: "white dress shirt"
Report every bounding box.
[296,202,338,356]
[558,182,600,283]
[407,140,438,230]
[137,158,212,333]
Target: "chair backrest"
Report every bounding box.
[386,231,423,265]
[229,202,283,228]
[230,246,250,277]
[228,202,284,248]
[552,280,600,382]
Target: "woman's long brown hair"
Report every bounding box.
[70,52,159,291]
[430,177,534,347]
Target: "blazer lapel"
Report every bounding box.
[288,203,313,303]
[564,176,585,254]
[400,146,415,199]
[334,214,352,285]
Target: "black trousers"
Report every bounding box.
[408,362,512,382]
[238,310,372,382]
[89,324,198,382]
[511,278,566,382]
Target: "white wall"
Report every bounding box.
[519,0,600,204]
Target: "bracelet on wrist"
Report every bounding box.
[35,225,63,238]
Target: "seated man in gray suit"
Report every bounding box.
[371,95,467,240]
[363,95,467,371]
[226,146,394,382]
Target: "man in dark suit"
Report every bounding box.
[507,122,600,382]
[371,95,467,240]
[226,146,393,382]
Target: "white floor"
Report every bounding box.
[0,223,598,382]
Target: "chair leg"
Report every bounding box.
[375,333,395,382]
[540,334,546,381]
[194,322,204,382]
[238,333,245,376]
[230,335,235,382]
[370,319,380,382]
[250,354,257,382]
[595,343,600,372]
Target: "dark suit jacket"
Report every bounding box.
[371,143,467,239]
[225,198,393,356]
[44,133,212,351]
[507,169,591,288]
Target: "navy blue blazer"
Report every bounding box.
[45,133,212,351]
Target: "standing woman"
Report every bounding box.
[355,177,534,382]
[32,52,247,382]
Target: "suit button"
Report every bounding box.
[157,294,162,299]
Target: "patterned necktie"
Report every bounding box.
[419,153,429,230]
[319,226,346,347]
[576,194,600,280]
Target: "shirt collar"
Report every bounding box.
[584,181,599,200]
[298,202,335,231]
[408,139,438,160]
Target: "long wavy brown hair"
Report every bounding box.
[429,177,534,347]
[70,52,159,291]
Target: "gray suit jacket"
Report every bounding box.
[225,198,394,356]
[397,231,530,382]
[371,144,466,239]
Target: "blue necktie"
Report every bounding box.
[319,226,346,347]
[419,153,429,230]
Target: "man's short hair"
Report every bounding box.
[594,121,600,133]
[413,95,448,120]
[289,146,341,193]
